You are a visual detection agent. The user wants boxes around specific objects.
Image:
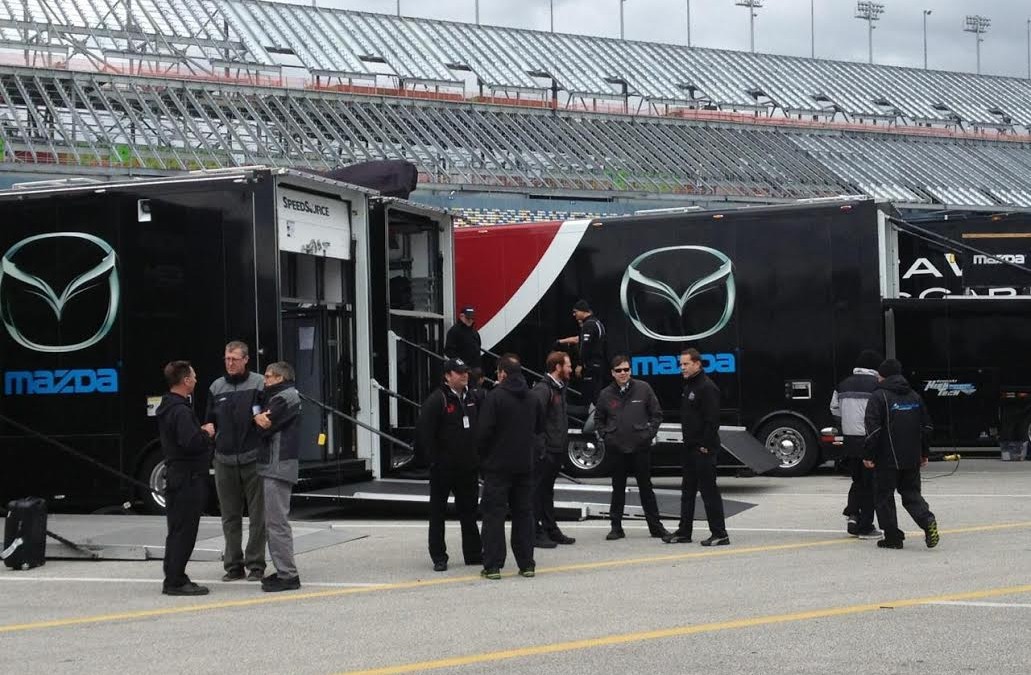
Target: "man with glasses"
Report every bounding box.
[595,355,669,541]
[201,340,267,582]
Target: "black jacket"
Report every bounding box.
[416,384,480,470]
[863,375,933,469]
[204,371,264,465]
[595,379,662,453]
[156,392,212,472]
[476,374,541,474]
[578,315,607,370]
[257,382,302,484]
[680,371,721,452]
[830,368,880,458]
[444,322,482,370]
[530,376,569,455]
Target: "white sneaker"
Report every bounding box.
[857,528,883,540]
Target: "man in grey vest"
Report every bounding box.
[202,340,267,582]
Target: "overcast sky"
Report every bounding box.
[292,0,1031,78]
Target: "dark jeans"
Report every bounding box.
[214,459,266,573]
[875,466,934,543]
[677,447,726,538]
[480,471,535,571]
[534,452,564,536]
[163,466,207,588]
[580,366,606,405]
[609,449,663,530]
[845,457,877,531]
[428,466,482,565]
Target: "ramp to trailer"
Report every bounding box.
[295,478,756,521]
[42,515,367,562]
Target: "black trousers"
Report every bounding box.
[580,365,606,405]
[609,449,663,530]
[677,447,726,537]
[480,470,535,571]
[534,452,564,536]
[875,466,934,543]
[428,465,482,565]
[163,465,207,588]
[845,457,876,531]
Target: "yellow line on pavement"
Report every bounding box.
[1,520,1029,635]
[341,583,1031,675]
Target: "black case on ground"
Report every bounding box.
[3,497,47,570]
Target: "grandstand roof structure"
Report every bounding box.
[1,0,1031,207]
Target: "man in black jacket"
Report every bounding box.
[444,306,482,371]
[416,357,483,572]
[559,300,607,406]
[830,349,883,538]
[202,340,266,582]
[863,359,940,550]
[156,361,214,596]
[596,355,669,541]
[664,348,729,547]
[477,353,541,580]
[531,351,575,548]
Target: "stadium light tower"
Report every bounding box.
[550,0,555,33]
[923,10,932,70]
[735,0,764,54]
[855,2,884,65]
[475,0,480,25]
[686,0,692,47]
[620,0,628,40]
[964,15,991,75]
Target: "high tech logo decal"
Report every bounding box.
[620,246,736,342]
[632,353,737,376]
[4,368,119,395]
[0,233,119,353]
[924,380,977,397]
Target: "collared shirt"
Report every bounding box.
[547,374,565,390]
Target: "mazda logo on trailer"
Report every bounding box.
[0,232,120,353]
[619,246,736,342]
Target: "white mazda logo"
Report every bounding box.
[619,246,736,342]
[0,232,120,353]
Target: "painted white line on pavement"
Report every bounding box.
[928,601,1031,609]
[0,577,386,588]
[723,493,1031,499]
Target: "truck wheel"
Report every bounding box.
[758,419,820,477]
[565,438,613,478]
[136,450,167,514]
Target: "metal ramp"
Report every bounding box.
[295,478,756,521]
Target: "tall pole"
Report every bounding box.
[854,2,885,65]
[735,1,763,54]
[686,0,692,47]
[396,0,400,17]
[810,0,815,58]
[550,0,554,33]
[475,0,480,25]
[922,10,931,70]
[964,15,991,75]
[620,0,625,40]
[1027,18,1030,79]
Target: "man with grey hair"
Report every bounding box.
[202,340,267,582]
[253,361,302,591]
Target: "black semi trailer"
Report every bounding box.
[0,168,454,512]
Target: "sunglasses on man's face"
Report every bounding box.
[612,367,630,373]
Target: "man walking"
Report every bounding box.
[830,349,883,538]
[596,355,670,541]
[531,351,576,549]
[202,340,266,582]
[863,359,940,550]
[559,300,607,405]
[477,354,541,580]
[416,357,483,572]
[664,349,729,547]
[253,361,303,592]
[444,306,482,371]
[156,361,214,596]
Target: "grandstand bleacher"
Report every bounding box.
[2,1,1031,210]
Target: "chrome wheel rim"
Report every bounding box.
[149,460,167,509]
[766,428,807,469]
[568,440,604,471]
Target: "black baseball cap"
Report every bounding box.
[460,306,475,316]
[573,299,591,312]
[443,358,470,373]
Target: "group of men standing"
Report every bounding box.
[423,300,732,578]
[155,341,304,596]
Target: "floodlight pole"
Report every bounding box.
[1026,18,1030,79]
[620,0,627,40]
[923,10,931,70]
[475,0,480,25]
[735,1,763,54]
[687,0,692,47]
[964,15,991,75]
[396,0,400,17]
[854,2,884,65]
[550,0,555,33]
[810,0,815,58]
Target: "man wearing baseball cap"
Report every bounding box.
[444,306,482,371]
[416,357,482,571]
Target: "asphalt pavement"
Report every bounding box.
[1,458,1029,674]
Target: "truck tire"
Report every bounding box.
[565,438,614,478]
[757,419,820,477]
[136,449,168,514]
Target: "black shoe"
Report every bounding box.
[847,518,859,537]
[261,575,301,592]
[877,539,904,549]
[518,567,535,578]
[549,531,576,545]
[700,534,730,547]
[662,530,692,544]
[480,568,501,580]
[162,581,210,596]
[246,569,264,582]
[534,535,558,549]
[924,519,940,549]
[650,526,672,539]
[221,568,245,582]
[606,527,626,541]
[432,561,448,572]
